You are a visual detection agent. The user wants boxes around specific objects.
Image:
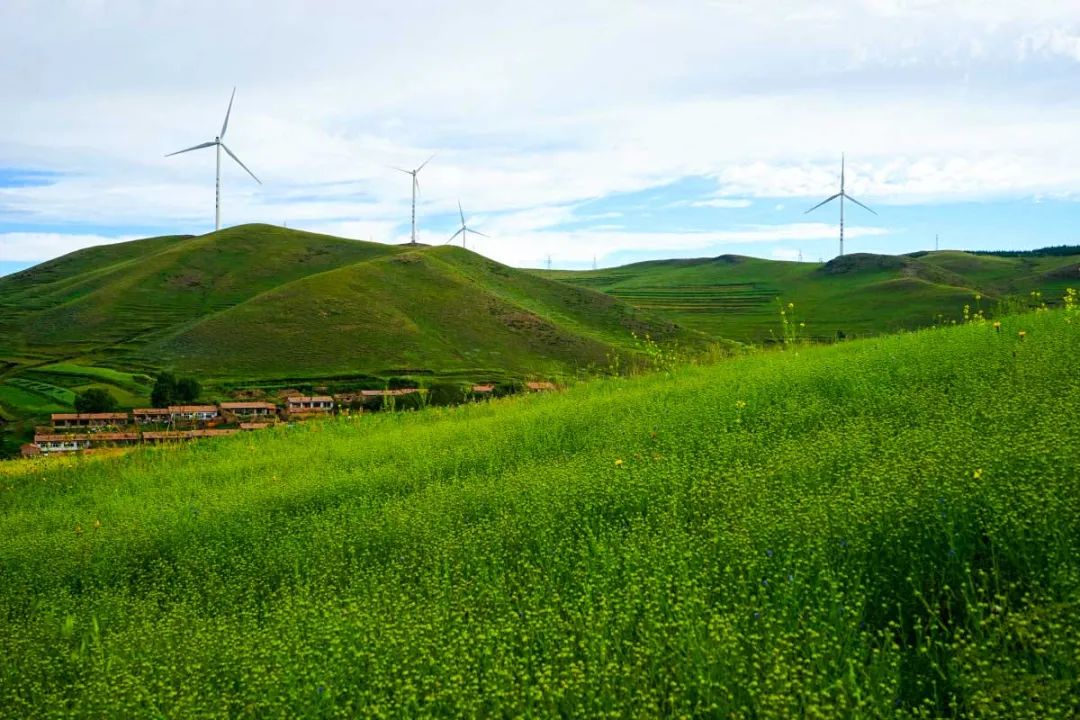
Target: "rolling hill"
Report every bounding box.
[539,249,1080,342]
[146,246,687,379]
[0,225,693,454]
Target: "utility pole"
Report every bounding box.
[546,254,552,270]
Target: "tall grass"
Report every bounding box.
[0,310,1077,717]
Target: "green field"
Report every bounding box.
[1,307,1077,717]
[539,250,1080,342]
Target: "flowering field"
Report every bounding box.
[1,308,1078,718]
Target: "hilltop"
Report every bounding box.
[540,248,1080,341]
[1,310,1077,715]
[0,224,693,454]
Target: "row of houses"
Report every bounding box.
[52,401,280,428]
[29,383,559,457]
[28,428,258,455]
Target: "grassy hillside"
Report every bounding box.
[147,246,686,379]
[541,250,1080,342]
[0,225,692,454]
[1,309,1077,717]
[0,225,403,358]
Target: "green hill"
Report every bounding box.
[148,246,685,379]
[0,225,403,357]
[0,225,693,454]
[540,249,1080,341]
[1,309,1077,716]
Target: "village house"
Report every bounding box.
[471,384,495,394]
[220,401,278,418]
[239,422,271,431]
[19,443,42,458]
[526,381,557,392]
[132,408,172,424]
[168,405,219,422]
[287,396,334,413]
[50,412,129,429]
[142,429,239,442]
[33,434,92,453]
[359,388,421,398]
[93,432,141,446]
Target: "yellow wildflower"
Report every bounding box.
[973,468,983,480]
[1018,330,1026,339]
[614,458,624,467]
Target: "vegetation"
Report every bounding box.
[72,388,118,414]
[0,225,691,452]
[540,249,1080,342]
[149,372,201,407]
[1,306,1076,717]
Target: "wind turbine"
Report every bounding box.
[804,154,876,257]
[393,154,435,245]
[446,201,488,249]
[166,88,261,232]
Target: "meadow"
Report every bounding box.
[0,306,1078,717]
[540,250,1080,342]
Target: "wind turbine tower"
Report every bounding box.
[446,201,488,249]
[166,88,261,231]
[804,154,877,257]
[394,154,435,244]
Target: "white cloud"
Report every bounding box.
[770,248,803,261]
[450,223,889,268]
[0,232,140,262]
[1,1,1079,265]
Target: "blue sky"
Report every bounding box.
[3,1,1080,276]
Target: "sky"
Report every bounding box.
[2,0,1080,276]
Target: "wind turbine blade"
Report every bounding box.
[458,200,465,227]
[469,229,490,238]
[390,166,412,175]
[414,175,421,197]
[446,227,465,244]
[843,193,878,215]
[416,152,436,173]
[221,87,236,138]
[165,140,217,157]
[804,193,841,214]
[221,143,262,184]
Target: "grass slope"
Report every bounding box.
[0,225,402,358]
[1,309,1077,717]
[149,246,687,379]
[541,250,1080,342]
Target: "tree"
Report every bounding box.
[175,377,201,403]
[74,388,118,413]
[151,372,177,407]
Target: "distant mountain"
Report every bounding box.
[538,249,1080,342]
